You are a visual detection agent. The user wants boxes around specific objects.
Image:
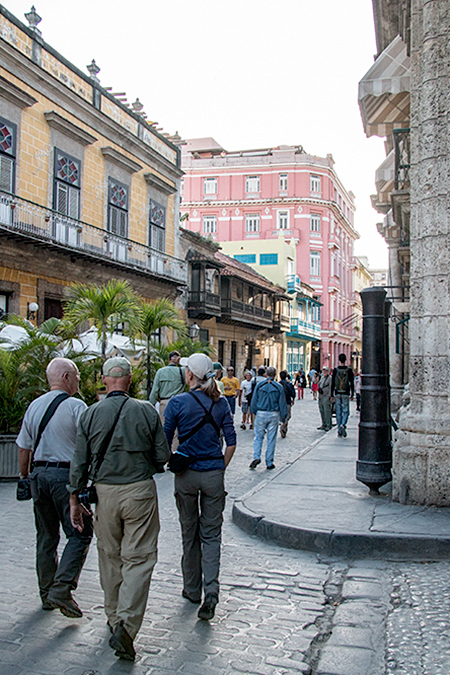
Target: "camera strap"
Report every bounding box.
[91,397,129,481]
[30,392,70,470]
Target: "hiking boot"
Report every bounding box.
[249,459,261,469]
[240,424,246,430]
[109,621,136,661]
[198,594,218,620]
[47,595,82,618]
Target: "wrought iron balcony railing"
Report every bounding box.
[393,128,410,191]
[0,191,187,285]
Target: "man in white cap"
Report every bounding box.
[69,357,170,662]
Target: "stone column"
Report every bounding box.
[393,0,450,505]
[386,235,405,412]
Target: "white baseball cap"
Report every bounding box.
[180,353,215,380]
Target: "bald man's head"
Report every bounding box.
[46,358,80,395]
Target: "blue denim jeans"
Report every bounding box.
[335,394,350,434]
[253,411,280,466]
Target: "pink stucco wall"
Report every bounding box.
[180,141,359,369]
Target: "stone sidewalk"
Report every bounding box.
[233,413,450,560]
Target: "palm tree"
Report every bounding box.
[64,280,141,359]
[138,298,186,397]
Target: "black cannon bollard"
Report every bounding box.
[356,287,392,493]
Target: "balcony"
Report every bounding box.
[220,298,273,328]
[286,274,302,293]
[187,291,221,320]
[0,191,187,286]
[270,313,291,334]
[288,318,321,340]
[393,128,410,191]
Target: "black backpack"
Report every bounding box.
[335,367,350,395]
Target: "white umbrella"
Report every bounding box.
[0,324,29,349]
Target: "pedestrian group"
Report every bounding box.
[16,351,356,661]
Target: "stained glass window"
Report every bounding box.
[150,200,165,228]
[0,123,13,155]
[56,154,80,186]
[0,117,16,193]
[110,182,128,209]
[149,199,165,252]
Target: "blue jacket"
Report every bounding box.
[164,390,236,471]
[250,378,288,423]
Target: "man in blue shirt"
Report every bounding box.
[250,366,287,470]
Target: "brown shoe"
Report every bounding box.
[109,621,136,661]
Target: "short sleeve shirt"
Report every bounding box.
[221,376,240,397]
[241,379,253,402]
[16,390,87,463]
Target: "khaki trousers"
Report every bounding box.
[94,479,159,639]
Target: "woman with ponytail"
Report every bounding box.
[163,353,236,621]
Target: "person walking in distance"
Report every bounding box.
[294,369,307,400]
[16,357,93,618]
[279,370,296,438]
[354,372,362,412]
[239,371,253,429]
[317,366,332,431]
[163,354,236,621]
[249,366,287,470]
[149,350,185,423]
[249,366,267,429]
[221,366,241,416]
[331,353,354,438]
[69,357,170,661]
[312,372,320,400]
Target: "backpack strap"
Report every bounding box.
[177,391,221,444]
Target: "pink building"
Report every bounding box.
[181,139,359,370]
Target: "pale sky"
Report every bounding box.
[6,0,388,268]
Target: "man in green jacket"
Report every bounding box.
[149,350,185,421]
[69,357,170,662]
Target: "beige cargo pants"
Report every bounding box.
[94,479,159,639]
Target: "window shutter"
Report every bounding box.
[0,155,13,192]
[68,186,79,219]
[56,182,68,215]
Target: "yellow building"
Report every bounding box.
[0,5,185,323]
[350,255,373,372]
[219,234,321,376]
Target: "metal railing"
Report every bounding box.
[220,298,273,322]
[289,318,321,336]
[393,128,410,191]
[188,291,221,308]
[0,191,187,284]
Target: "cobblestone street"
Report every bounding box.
[1,398,450,675]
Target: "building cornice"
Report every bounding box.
[101,146,142,174]
[0,74,37,108]
[144,172,177,195]
[44,110,97,146]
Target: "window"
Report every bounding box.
[310,174,321,194]
[279,173,288,191]
[203,215,217,234]
[310,213,321,232]
[245,213,260,232]
[199,328,209,344]
[310,251,321,277]
[277,211,289,229]
[108,179,128,238]
[234,254,256,264]
[204,177,217,194]
[0,117,16,194]
[149,199,166,252]
[180,179,184,194]
[246,175,260,193]
[260,253,278,265]
[54,149,80,219]
[0,293,8,319]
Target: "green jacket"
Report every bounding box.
[149,364,185,405]
[69,393,170,492]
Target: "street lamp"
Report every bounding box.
[27,302,39,321]
[189,322,200,340]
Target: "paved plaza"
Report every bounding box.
[1,397,450,675]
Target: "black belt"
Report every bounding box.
[34,461,70,469]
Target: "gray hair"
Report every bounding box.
[267,366,276,379]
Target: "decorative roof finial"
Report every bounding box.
[131,98,144,113]
[86,59,101,83]
[25,5,42,36]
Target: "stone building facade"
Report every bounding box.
[180,228,289,378]
[362,0,450,505]
[0,5,186,325]
[180,138,358,373]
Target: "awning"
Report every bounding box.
[358,35,410,138]
[372,150,395,213]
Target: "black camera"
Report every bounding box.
[16,478,32,501]
[77,485,98,505]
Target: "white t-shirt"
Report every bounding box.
[16,390,87,463]
[240,379,253,403]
